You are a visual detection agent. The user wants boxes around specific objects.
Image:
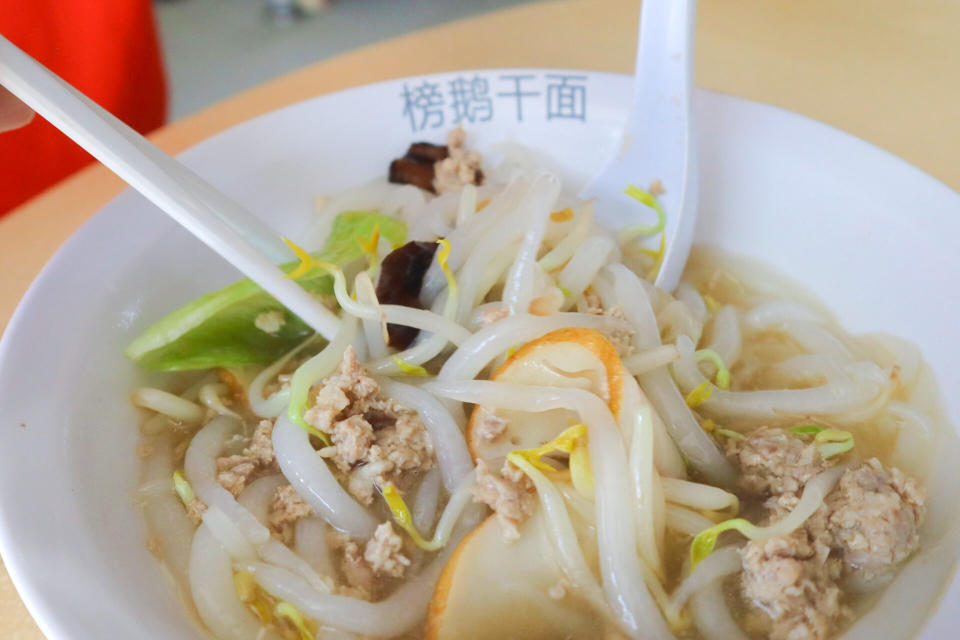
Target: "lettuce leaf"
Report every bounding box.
[125,211,406,370]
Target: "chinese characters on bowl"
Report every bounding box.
[401,72,589,132]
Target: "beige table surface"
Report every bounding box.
[2,0,959,635]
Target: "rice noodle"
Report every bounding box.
[538,202,594,272]
[237,474,287,526]
[661,478,738,513]
[452,180,535,312]
[704,306,742,369]
[455,177,553,322]
[248,337,317,418]
[198,383,240,419]
[139,413,173,436]
[421,471,478,550]
[742,301,826,328]
[376,378,473,491]
[435,311,627,427]
[743,301,858,361]
[510,455,610,615]
[294,517,335,579]
[620,372,686,480]
[657,300,703,347]
[667,547,741,623]
[258,538,332,593]
[502,172,561,314]
[541,200,577,247]
[599,264,734,484]
[474,241,523,305]
[689,581,749,640]
[384,306,471,345]
[238,509,481,637]
[366,328,450,374]
[887,401,936,476]
[594,266,658,347]
[646,367,734,480]
[132,388,205,423]
[337,302,470,346]
[287,314,357,432]
[357,274,389,361]
[623,345,681,376]
[673,335,893,425]
[487,141,544,177]
[675,283,708,325]
[324,265,468,346]
[424,380,673,639]
[184,416,271,545]
[188,525,266,640]
[557,482,598,523]
[180,372,220,403]
[455,183,478,227]
[272,414,377,538]
[413,469,441,532]
[862,334,921,390]
[763,354,849,388]
[628,404,664,577]
[138,434,194,592]
[652,474,666,561]
[350,327,370,363]
[778,321,857,361]
[437,312,630,382]
[665,504,717,537]
[421,177,527,303]
[202,505,257,560]
[408,190,460,240]
[239,561,425,637]
[742,467,846,540]
[319,627,361,640]
[382,184,426,220]
[557,235,619,298]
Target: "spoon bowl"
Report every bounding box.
[581,0,698,292]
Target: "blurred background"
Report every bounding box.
[5,0,958,220]
[157,0,531,118]
[0,0,530,216]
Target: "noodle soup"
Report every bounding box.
[131,132,958,640]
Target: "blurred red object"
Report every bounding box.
[0,0,167,216]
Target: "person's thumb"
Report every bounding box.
[0,86,34,132]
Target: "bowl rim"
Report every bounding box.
[1,67,959,639]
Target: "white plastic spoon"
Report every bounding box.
[581,0,698,292]
[0,34,341,339]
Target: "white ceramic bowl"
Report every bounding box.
[0,70,958,639]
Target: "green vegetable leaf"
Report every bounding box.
[125,211,406,370]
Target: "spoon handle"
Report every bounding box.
[0,34,341,339]
[582,0,698,292]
